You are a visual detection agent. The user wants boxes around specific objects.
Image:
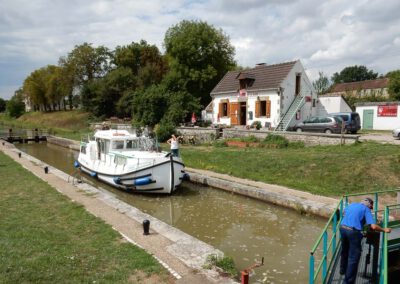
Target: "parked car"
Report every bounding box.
[393,127,400,139]
[294,116,343,134]
[329,112,361,134]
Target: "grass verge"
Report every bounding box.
[180,141,400,196]
[0,151,172,283]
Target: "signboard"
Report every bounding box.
[378,105,398,117]
[239,89,247,97]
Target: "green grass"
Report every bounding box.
[0,151,172,283]
[180,142,400,196]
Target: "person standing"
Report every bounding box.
[340,197,391,284]
[167,134,180,157]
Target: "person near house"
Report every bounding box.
[340,197,391,284]
[167,134,180,157]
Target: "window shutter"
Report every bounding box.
[266,100,271,118]
[219,102,223,117]
[255,101,260,118]
[227,100,230,116]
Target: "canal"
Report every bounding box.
[16,141,325,283]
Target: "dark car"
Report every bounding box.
[330,112,361,134]
[294,116,343,134]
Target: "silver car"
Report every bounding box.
[294,116,343,134]
[393,127,400,139]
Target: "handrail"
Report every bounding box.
[309,189,400,284]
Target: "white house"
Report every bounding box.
[316,95,352,116]
[209,60,316,130]
[355,102,400,130]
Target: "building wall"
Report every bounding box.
[356,103,400,130]
[317,96,352,116]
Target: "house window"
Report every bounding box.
[219,101,229,117]
[295,74,301,96]
[255,99,271,118]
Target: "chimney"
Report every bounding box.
[255,63,266,67]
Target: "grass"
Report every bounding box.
[0,111,93,141]
[180,141,400,197]
[0,151,172,283]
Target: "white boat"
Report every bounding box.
[76,129,187,194]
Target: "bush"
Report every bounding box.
[204,254,237,278]
[263,134,289,148]
[251,121,261,130]
[213,140,227,147]
[154,120,175,142]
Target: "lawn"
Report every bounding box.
[0,151,172,283]
[180,141,400,196]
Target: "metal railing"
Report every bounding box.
[309,189,400,284]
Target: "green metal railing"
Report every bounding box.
[309,189,400,284]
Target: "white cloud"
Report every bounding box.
[0,0,399,99]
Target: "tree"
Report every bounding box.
[6,92,25,118]
[0,98,6,112]
[386,70,400,100]
[331,65,378,84]
[312,72,331,95]
[164,20,236,107]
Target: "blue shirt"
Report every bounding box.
[341,203,375,231]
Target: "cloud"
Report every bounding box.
[0,0,399,99]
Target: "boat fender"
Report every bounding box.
[113,177,121,185]
[73,160,80,168]
[133,177,152,186]
[182,173,190,181]
[90,172,97,178]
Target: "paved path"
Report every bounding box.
[359,133,400,145]
[0,141,235,284]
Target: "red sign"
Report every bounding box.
[239,89,247,97]
[378,105,398,117]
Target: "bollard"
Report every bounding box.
[18,152,21,158]
[241,271,249,284]
[143,219,150,235]
[44,166,49,174]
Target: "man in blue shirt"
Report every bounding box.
[340,197,391,284]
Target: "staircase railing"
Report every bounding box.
[274,95,305,132]
[309,189,400,284]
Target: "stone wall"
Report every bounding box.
[223,128,359,146]
[176,127,220,144]
[47,136,80,151]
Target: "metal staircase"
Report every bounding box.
[274,94,305,132]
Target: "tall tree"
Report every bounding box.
[331,65,378,84]
[0,98,6,112]
[164,20,236,107]
[312,71,331,95]
[386,70,400,100]
[6,90,25,118]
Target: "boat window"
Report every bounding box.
[126,140,138,149]
[104,140,110,154]
[99,140,105,153]
[112,140,124,150]
[80,145,86,154]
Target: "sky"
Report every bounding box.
[1,0,399,99]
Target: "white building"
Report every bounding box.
[210,60,316,130]
[316,95,352,116]
[355,102,400,130]
[328,78,389,98]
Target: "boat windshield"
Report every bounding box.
[111,137,156,151]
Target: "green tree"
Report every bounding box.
[331,65,378,84]
[386,70,400,100]
[312,71,331,95]
[0,98,6,112]
[164,20,236,108]
[6,91,25,118]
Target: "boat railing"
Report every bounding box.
[309,189,400,284]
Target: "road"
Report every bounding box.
[359,132,400,145]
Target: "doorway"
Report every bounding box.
[363,109,374,129]
[240,102,247,125]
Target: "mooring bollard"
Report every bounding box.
[18,152,21,158]
[44,166,49,174]
[143,219,150,235]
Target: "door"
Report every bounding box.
[240,102,246,125]
[363,109,374,129]
[230,102,239,125]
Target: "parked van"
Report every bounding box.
[329,112,361,134]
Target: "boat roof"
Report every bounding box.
[94,129,137,139]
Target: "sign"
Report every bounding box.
[239,89,247,97]
[378,105,398,117]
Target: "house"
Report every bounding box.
[210,60,316,130]
[328,78,389,98]
[355,101,400,130]
[316,94,352,116]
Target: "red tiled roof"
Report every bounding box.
[211,60,297,94]
[331,78,389,93]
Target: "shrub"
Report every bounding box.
[263,134,289,148]
[251,121,261,130]
[154,120,175,142]
[204,254,238,278]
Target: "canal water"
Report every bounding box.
[15,141,325,283]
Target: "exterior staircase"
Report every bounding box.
[274,95,306,132]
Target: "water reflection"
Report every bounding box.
[16,142,324,283]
